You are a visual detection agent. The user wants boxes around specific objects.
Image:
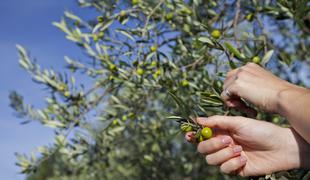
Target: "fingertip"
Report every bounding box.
[220,91,229,101]
[225,98,243,107]
[185,132,196,143]
[240,154,247,164]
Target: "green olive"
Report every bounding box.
[201,127,213,139]
[132,0,139,5]
[211,30,221,39]
[181,79,189,87]
[180,124,193,132]
[155,69,161,76]
[252,56,261,64]
[64,91,70,97]
[151,61,157,67]
[150,45,158,52]
[180,8,192,15]
[93,34,99,42]
[166,12,174,21]
[137,68,144,75]
[112,119,119,125]
[122,115,127,121]
[128,112,135,119]
[109,64,117,71]
[98,31,104,39]
[197,135,204,143]
[74,21,80,26]
[120,10,126,18]
[246,13,254,22]
[97,16,104,23]
[58,84,66,92]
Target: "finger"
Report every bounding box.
[197,135,232,154]
[222,70,254,101]
[185,132,196,143]
[223,99,257,118]
[221,90,240,104]
[220,155,247,174]
[226,68,240,79]
[243,62,266,76]
[197,116,243,131]
[205,145,243,165]
[223,69,241,90]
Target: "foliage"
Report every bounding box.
[9,0,310,179]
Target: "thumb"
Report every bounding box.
[197,115,242,131]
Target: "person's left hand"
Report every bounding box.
[185,116,310,176]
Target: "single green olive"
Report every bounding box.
[181,79,189,87]
[74,21,80,26]
[132,0,139,5]
[166,12,174,21]
[150,45,158,52]
[211,30,221,39]
[98,31,104,39]
[154,69,161,76]
[252,56,261,64]
[64,91,70,97]
[246,13,254,22]
[137,68,144,75]
[109,64,117,71]
[122,115,127,121]
[201,127,213,139]
[93,34,99,42]
[112,119,119,125]
[180,124,193,132]
[120,10,126,18]
[97,16,104,23]
[197,135,204,143]
[151,61,157,67]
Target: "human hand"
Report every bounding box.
[222,63,294,113]
[185,116,310,176]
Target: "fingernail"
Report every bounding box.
[240,155,247,163]
[233,146,242,153]
[222,137,232,144]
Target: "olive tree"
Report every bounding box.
[10,0,310,179]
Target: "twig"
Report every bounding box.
[233,0,241,47]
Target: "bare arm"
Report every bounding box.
[278,85,310,143]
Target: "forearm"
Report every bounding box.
[278,85,310,143]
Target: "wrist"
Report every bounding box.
[283,128,310,170]
[276,84,306,116]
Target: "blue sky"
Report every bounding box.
[0,1,95,179]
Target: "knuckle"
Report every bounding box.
[246,62,256,67]
[226,70,235,78]
[233,77,244,88]
[221,148,233,158]
[237,70,245,78]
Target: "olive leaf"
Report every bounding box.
[224,42,246,61]
[261,50,274,66]
[167,91,197,125]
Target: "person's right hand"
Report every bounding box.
[185,116,310,176]
[222,63,295,113]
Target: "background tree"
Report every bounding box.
[9,0,310,179]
